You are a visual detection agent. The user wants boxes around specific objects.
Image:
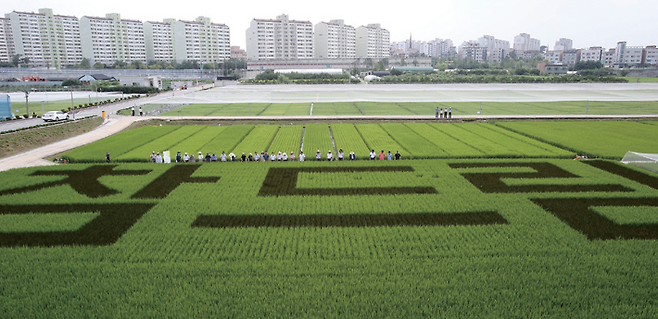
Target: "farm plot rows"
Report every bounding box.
[496,121,658,159]
[61,121,656,163]
[159,101,658,116]
[0,158,656,317]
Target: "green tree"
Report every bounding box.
[79,58,90,69]
[93,62,106,69]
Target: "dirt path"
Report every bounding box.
[0,115,141,172]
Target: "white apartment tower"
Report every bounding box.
[0,17,12,63]
[144,21,174,62]
[5,9,82,67]
[314,19,355,59]
[554,38,573,51]
[478,35,509,62]
[355,23,390,59]
[171,17,230,63]
[513,33,540,53]
[79,13,146,65]
[145,17,230,64]
[246,14,313,60]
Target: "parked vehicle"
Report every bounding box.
[42,111,69,122]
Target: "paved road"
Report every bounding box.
[0,84,206,133]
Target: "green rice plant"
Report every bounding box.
[259,103,310,116]
[429,123,521,156]
[355,124,406,156]
[62,125,180,162]
[168,126,228,158]
[200,125,254,154]
[405,123,484,157]
[497,121,658,159]
[330,124,371,159]
[268,125,303,154]
[302,124,334,156]
[311,102,362,116]
[458,123,569,157]
[380,123,447,158]
[231,125,278,156]
[116,126,205,162]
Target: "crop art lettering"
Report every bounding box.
[449,162,632,193]
[258,167,438,196]
[0,165,150,198]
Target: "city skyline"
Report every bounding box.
[2,0,656,51]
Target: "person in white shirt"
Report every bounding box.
[254,152,260,162]
[220,151,227,162]
[155,152,163,163]
[327,150,333,161]
[369,150,376,160]
[270,152,276,161]
[299,151,305,162]
[289,151,295,161]
[277,152,283,161]
[337,149,344,161]
[315,150,322,161]
[282,152,288,161]
[198,152,203,162]
[183,152,190,162]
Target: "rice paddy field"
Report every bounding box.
[0,119,656,317]
[156,100,658,116]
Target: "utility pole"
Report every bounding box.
[24,90,30,117]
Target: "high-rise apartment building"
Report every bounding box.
[246,14,313,60]
[355,23,390,58]
[513,33,541,53]
[5,9,82,67]
[459,41,487,62]
[0,17,12,63]
[79,13,146,65]
[314,19,355,59]
[554,38,573,51]
[478,35,509,62]
[614,41,644,67]
[145,17,230,64]
[144,20,174,62]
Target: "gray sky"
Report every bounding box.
[4,0,656,50]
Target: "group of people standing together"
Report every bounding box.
[148,148,402,163]
[436,107,452,119]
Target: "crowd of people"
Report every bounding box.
[148,149,402,163]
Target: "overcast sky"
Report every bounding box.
[3,0,656,50]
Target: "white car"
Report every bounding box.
[43,111,69,122]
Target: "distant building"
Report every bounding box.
[314,19,355,59]
[145,17,230,64]
[356,23,390,58]
[561,49,581,67]
[0,17,11,63]
[478,35,509,62]
[513,33,541,54]
[246,14,313,60]
[554,38,573,51]
[459,41,487,62]
[580,47,603,63]
[614,41,644,67]
[543,50,563,64]
[544,64,569,75]
[144,21,174,63]
[231,46,246,59]
[80,13,146,65]
[645,45,658,66]
[603,48,616,67]
[5,9,82,67]
[119,75,162,89]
